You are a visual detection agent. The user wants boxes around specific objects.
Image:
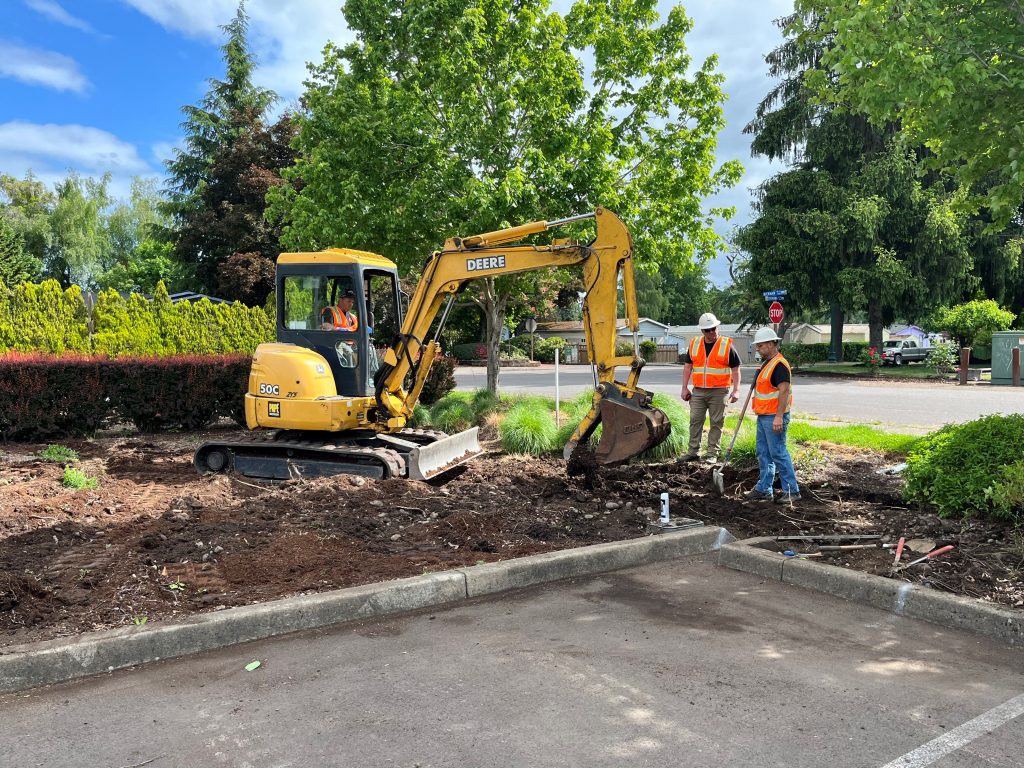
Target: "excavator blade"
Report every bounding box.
[379,427,482,480]
[594,392,671,466]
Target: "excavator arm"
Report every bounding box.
[373,207,670,466]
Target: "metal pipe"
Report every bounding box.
[547,212,596,228]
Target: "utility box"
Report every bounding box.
[991,331,1024,385]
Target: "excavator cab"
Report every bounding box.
[275,251,403,398]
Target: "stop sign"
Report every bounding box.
[768,301,784,324]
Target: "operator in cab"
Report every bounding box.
[321,289,359,331]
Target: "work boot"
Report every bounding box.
[704,455,719,465]
[775,492,801,505]
[683,453,700,462]
[742,489,774,502]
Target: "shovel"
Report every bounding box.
[712,368,762,495]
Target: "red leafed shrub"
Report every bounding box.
[0,353,111,439]
[107,355,251,432]
[0,353,252,439]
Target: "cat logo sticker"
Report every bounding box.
[268,401,281,418]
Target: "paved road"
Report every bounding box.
[456,365,1024,429]
[4,556,1021,767]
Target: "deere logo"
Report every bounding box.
[268,402,281,418]
[466,255,506,272]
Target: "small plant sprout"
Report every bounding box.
[62,467,98,490]
[40,444,79,463]
[166,578,186,591]
[132,615,148,626]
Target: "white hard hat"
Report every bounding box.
[698,312,720,330]
[754,327,780,344]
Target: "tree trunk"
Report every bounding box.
[480,277,504,394]
[829,303,844,362]
[867,297,884,352]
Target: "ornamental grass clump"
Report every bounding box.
[39,444,79,463]
[638,394,688,461]
[429,394,476,433]
[499,402,558,456]
[903,414,1024,520]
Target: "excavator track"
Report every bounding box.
[193,428,477,482]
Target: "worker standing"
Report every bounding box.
[744,327,800,504]
[680,312,740,463]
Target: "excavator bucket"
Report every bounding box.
[593,388,671,465]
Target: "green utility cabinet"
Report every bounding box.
[991,331,1024,385]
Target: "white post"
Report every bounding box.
[555,347,561,425]
[660,492,670,524]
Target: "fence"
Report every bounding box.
[574,343,678,364]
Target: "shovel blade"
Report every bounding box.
[712,467,725,495]
[594,396,671,466]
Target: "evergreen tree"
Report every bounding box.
[165,1,287,300]
[736,12,972,352]
[0,216,40,285]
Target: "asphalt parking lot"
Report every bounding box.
[3,554,1021,767]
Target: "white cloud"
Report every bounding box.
[0,121,150,174]
[120,0,349,100]
[25,0,98,34]
[0,42,90,93]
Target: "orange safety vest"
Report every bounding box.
[688,335,734,388]
[752,355,793,415]
[323,306,358,331]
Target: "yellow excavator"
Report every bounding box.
[194,208,670,481]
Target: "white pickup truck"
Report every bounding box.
[880,339,929,365]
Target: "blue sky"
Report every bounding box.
[1,0,793,284]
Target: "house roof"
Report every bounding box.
[168,291,231,304]
[535,318,666,332]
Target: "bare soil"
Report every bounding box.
[1,426,1021,647]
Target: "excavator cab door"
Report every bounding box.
[277,265,402,397]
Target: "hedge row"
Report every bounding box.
[0,279,273,357]
[0,353,250,439]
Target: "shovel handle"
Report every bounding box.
[721,362,767,464]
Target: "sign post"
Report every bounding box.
[524,317,538,361]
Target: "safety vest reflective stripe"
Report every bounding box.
[752,355,793,415]
[690,336,733,388]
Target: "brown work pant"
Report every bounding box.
[688,386,729,457]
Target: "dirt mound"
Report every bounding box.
[0,427,1019,646]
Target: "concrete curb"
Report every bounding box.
[720,537,1023,647]
[0,527,726,694]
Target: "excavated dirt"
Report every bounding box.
[0,426,1021,647]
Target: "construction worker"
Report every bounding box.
[321,289,359,331]
[680,312,741,462]
[744,327,800,504]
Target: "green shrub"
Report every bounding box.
[781,343,828,369]
[903,414,1024,519]
[639,339,658,362]
[843,341,869,362]
[499,401,558,455]
[615,340,634,357]
[926,341,959,376]
[534,336,569,363]
[450,342,488,362]
[989,460,1024,522]
[39,444,79,463]
[62,467,98,489]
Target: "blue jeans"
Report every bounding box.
[754,413,799,494]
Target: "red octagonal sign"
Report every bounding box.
[768,301,784,324]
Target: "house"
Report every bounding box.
[530,318,683,363]
[784,323,882,345]
[666,323,761,364]
[888,325,933,348]
[168,291,231,305]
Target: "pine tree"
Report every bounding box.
[165,1,287,299]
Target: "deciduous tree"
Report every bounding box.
[270,0,741,392]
